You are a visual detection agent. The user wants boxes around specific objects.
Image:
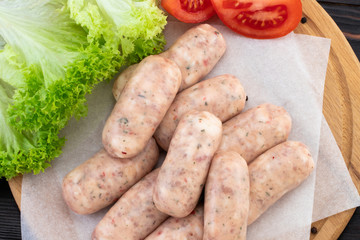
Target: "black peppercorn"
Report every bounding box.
[311,226,318,234]
[301,17,307,24]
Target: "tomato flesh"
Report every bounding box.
[211,0,302,39]
[162,0,216,23]
[180,0,208,12]
[223,0,252,9]
[236,5,288,30]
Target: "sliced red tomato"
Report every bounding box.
[210,0,302,39]
[161,0,216,23]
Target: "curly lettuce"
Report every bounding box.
[0,0,166,179]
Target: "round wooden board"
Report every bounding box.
[8,0,360,239]
[295,0,360,239]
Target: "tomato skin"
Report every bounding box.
[161,0,216,23]
[210,0,303,39]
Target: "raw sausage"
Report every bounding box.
[102,55,181,158]
[92,168,168,240]
[154,74,245,150]
[153,110,222,218]
[160,24,226,91]
[62,138,158,215]
[204,151,249,240]
[248,141,314,225]
[145,205,204,240]
[112,24,226,100]
[112,64,138,101]
[219,103,292,163]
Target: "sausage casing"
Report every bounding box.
[204,151,249,240]
[248,141,314,225]
[102,55,181,158]
[154,74,245,150]
[153,110,222,218]
[219,103,292,163]
[160,24,226,91]
[92,168,168,240]
[145,205,204,240]
[62,138,158,215]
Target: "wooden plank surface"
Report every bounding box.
[317,0,360,62]
[3,0,360,239]
[0,179,21,240]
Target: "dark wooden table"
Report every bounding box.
[1,1,359,239]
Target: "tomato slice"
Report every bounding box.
[161,0,216,23]
[210,0,302,39]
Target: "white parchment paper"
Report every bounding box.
[313,117,360,222]
[21,20,360,240]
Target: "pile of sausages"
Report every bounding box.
[62,24,314,240]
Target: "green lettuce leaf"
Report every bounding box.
[0,79,65,179]
[67,0,167,63]
[0,0,166,179]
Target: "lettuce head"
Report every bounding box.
[0,0,167,179]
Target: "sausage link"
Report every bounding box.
[102,55,181,158]
[62,138,159,215]
[112,64,138,101]
[154,74,245,150]
[248,141,314,225]
[153,110,222,218]
[204,151,249,240]
[219,103,292,163]
[112,24,226,100]
[92,168,168,240]
[145,205,204,240]
[160,24,226,91]
[145,206,204,240]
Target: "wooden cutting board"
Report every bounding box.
[8,0,360,239]
[295,0,360,239]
